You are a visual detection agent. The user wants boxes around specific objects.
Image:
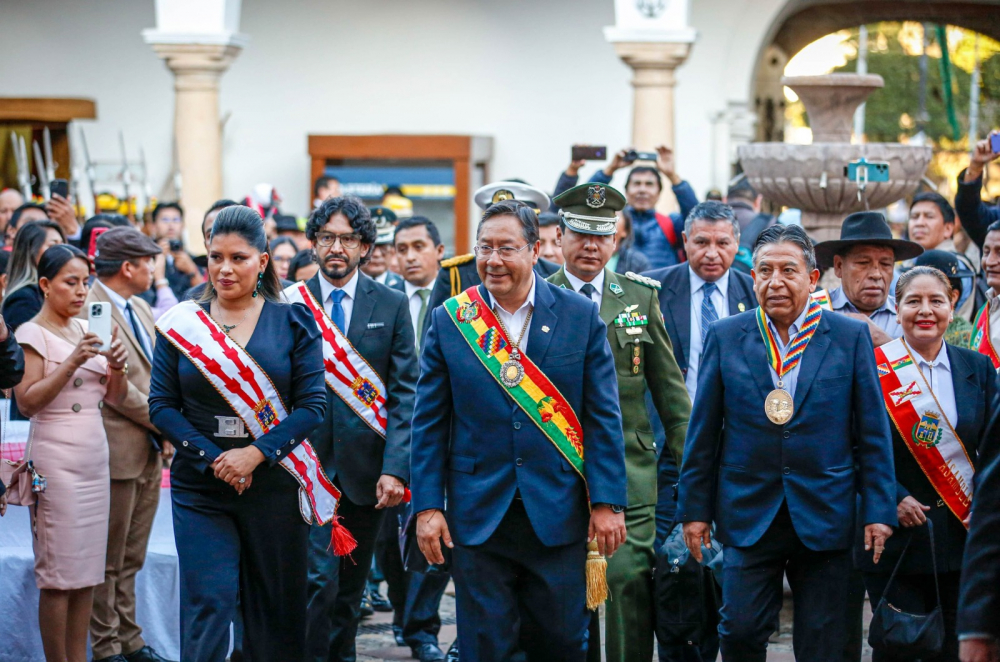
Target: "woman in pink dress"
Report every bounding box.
[13,244,128,662]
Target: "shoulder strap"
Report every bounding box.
[881,520,940,608]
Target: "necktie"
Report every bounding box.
[701,282,719,344]
[329,289,347,332]
[415,289,430,349]
[125,301,150,361]
[579,283,598,303]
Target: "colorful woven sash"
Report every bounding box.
[756,299,822,381]
[972,301,1000,370]
[874,338,974,525]
[444,287,585,478]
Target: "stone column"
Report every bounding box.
[148,43,241,250]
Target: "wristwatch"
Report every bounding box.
[596,503,626,514]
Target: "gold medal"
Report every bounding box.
[500,359,525,387]
[494,308,533,389]
[764,387,794,425]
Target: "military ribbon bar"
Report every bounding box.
[972,301,1000,370]
[156,302,347,534]
[756,299,822,380]
[444,287,586,478]
[284,282,389,436]
[875,338,974,526]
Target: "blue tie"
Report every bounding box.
[329,289,346,332]
[125,302,150,361]
[701,282,719,344]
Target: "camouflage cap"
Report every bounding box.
[473,181,551,213]
[369,206,398,245]
[552,183,625,236]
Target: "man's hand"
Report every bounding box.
[153,253,167,283]
[965,132,1000,183]
[172,250,202,284]
[961,638,1000,662]
[375,474,405,509]
[566,153,586,177]
[682,521,712,563]
[589,504,626,557]
[45,194,80,238]
[602,147,634,177]
[655,145,682,186]
[897,495,931,528]
[416,508,453,565]
[842,312,892,347]
[161,440,175,461]
[865,523,893,564]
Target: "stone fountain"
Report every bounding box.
[738,73,933,242]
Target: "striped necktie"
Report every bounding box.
[701,281,719,344]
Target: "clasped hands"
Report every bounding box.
[211,445,265,495]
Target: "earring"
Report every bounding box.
[44,291,49,299]
[252,272,263,298]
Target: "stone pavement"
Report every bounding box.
[353,583,875,661]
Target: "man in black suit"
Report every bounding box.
[643,201,755,662]
[301,197,418,662]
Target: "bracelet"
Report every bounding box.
[109,362,129,375]
[155,279,170,288]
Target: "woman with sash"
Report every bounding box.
[859,266,999,662]
[149,206,328,661]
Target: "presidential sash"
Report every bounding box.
[283,282,388,436]
[972,301,1000,370]
[444,287,585,478]
[157,301,355,552]
[874,338,974,525]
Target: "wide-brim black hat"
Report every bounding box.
[814,211,923,265]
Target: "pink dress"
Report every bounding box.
[15,321,110,590]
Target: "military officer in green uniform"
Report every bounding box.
[548,183,691,662]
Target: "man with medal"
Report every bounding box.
[971,220,1000,370]
[411,198,627,660]
[546,183,690,662]
[290,196,418,662]
[676,224,897,662]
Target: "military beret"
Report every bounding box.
[552,183,626,236]
[369,206,398,245]
[95,227,161,261]
[474,181,551,213]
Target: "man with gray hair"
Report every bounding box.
[676,223,897,662]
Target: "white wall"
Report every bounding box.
[0,0,795,240]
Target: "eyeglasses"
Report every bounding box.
[315,232,362,249]
[474,243,531,261]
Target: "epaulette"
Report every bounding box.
[441,253,475,269]
[624,271,661,290]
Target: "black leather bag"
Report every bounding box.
[868,519,945,658]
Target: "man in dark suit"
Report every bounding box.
[677,223,897,662]
[301,197,417,662]
[412,200,627,660]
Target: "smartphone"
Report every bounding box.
[844,159,890,183]
[168,239,184,252]
[624,149,658,163]
[571,145,608,161]
[991,133,1000,154]
[49,179,69,200]
[88,302,113,352]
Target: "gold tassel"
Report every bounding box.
[585,539,609,611]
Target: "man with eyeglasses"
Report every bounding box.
[300,196,418,662]
[547,183,690,662]
[412,198,627,660]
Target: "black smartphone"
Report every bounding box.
[571,145,608,161]
[623,149,658,163]
[991,133,1000,154]
[168,239,184,252]
[49,179,69,199]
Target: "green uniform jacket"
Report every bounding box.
[548,267,690,507]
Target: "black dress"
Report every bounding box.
[149,299,326,662]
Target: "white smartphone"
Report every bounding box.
[87,302,113,352]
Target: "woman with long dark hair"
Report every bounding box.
[149,205,330,660]
[3,220,66,330]
[11,244,128,662]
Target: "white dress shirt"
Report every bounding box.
[765,302,811,401]
[565,268,605,309]
[102,282,153,357]
[374,271,389,285]
[487,274,536,353]
[914,340,958,426]
[404,279,434,343]
[318,269,360,333]
[686,268,730,400]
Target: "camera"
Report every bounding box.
[623,149,658,164]
[168,239,184,252]
[90,303,103,318]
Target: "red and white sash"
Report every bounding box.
[283,282,388,436]
[874,338,974,525]
[972,300,1000,370]
[157,301,355,551]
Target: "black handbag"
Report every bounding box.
[868,519,945,658]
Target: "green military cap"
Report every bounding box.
[369,206,397,245]
[552,183,626,236]
[474,181,551,214]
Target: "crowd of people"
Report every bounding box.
[0,132,1000,662]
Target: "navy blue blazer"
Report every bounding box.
[677,309,897,551]
[410,280,627,547]
[643,264,757,375]
[149,300,327,492]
